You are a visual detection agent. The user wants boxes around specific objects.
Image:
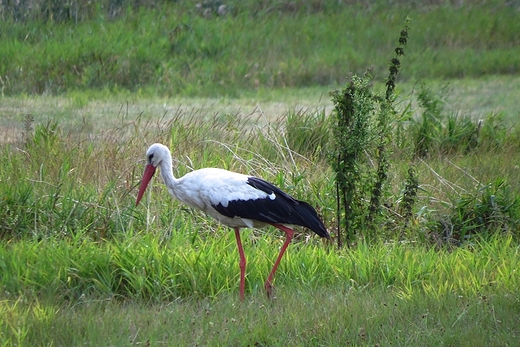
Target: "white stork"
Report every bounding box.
[136,143,329,300]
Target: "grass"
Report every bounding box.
[2,75,520,140]
[2,285,519,346]
[1,102,519,344]
[402,75,520,127]
[1,235,519,345]
[1,1,519,96]
[2,233,519,299]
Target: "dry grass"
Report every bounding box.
[3,75,520,144]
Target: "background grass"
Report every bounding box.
[1,0,519,96]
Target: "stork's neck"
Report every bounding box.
[158,155,178,191]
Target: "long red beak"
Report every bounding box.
[136,164,157,206]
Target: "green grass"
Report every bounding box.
[401,75,520,125]
[2,285,519,346]
[2,75,520,139]
[1,235,519,346]
[2,233,519,300]
[0,93,519,344]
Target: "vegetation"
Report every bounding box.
[1,94,519,344]
[1,0,520,345]
[330,18,410,246]
[1,237,519,345]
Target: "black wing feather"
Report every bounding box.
[212,176,329,238]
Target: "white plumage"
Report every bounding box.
[175,168,276,228]
[136,143,329,300]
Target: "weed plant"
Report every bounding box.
[330,18,410,246]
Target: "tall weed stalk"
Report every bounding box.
[366,18,411,229]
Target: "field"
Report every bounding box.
[1,1,520,346]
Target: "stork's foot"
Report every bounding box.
[264,281,275,299]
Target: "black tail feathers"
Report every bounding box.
[296,201,330,238]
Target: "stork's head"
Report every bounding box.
[136,143,170,206]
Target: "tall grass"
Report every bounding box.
[0,108,332,241]
[1,230,518,301]
[1,95,519,242]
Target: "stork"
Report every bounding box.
[136,143,329,300]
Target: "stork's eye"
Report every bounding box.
[148,153,154,163]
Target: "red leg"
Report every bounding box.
[265,224,294,298]
[234,228,246,301]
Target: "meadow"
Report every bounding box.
[1,0,519,96]
[1,1,520,346]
